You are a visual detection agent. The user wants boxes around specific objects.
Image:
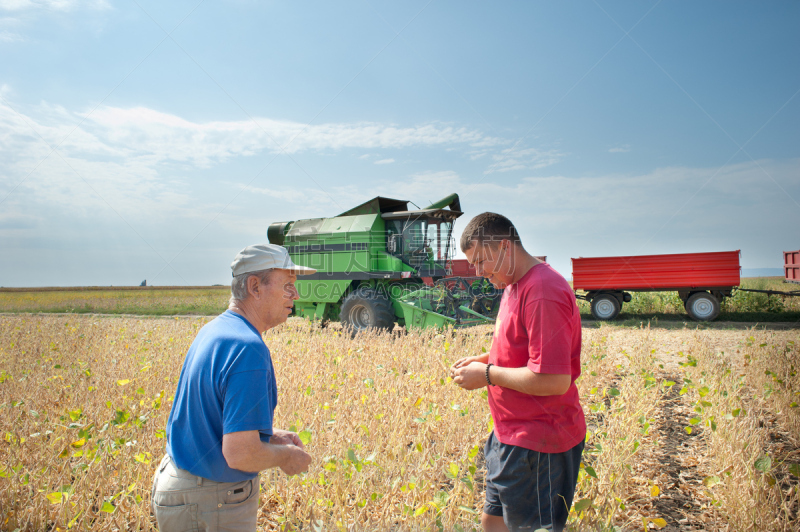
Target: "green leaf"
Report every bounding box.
[46,492,65,504]
[685,427,692,435]
[698,386,709,397]
[458,505,478,514]
[113,409,130,425]
[68,409,82,422]
[347,448,357,463]
[679,386,688,395]
[100,501,115,513]
[573,498,593,512]
[788,463,800,477]
[703,475,721,487]
[447,463,459,479]
[754,455,772,473]
[689,417,701,426]
[607,388,620,397]
[298,430,312,446]
[468,445,480,460]
[584,466,598,479]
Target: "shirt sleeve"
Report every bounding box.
[525,298,575,375]
[221,369,275,436]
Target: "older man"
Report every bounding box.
[450,213,585,532]
[151,244,315,531]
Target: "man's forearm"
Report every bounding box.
[222,430,310,475]
[225,439,292,472]
[489,365,571,396]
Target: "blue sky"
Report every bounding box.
[1,0,798,286]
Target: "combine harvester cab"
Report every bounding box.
[267,193,495,332]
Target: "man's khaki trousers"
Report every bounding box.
[151,455,259,532]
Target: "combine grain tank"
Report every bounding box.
[785,250,800,284]
[572,250,741,321]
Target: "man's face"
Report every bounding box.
[465,239,514,289]
[257,269,299,329]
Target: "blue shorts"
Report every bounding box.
[483,432,584,532]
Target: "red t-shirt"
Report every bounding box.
[488,262,586,453]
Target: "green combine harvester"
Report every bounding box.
[267,193,496,332]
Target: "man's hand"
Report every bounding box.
[450,354,489,376]
[270,428,304,449]
[279,445,312,476]
[268,429,311,475]
[452,361,489,390]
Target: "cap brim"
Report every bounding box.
[287,265,317,275]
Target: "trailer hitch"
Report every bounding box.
[733,287,800,297]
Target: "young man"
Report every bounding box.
[450,213,586,532]
[152,244,315,531]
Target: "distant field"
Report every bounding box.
[1,277,799,322]
[0,286,230,316]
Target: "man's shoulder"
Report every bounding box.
[194,312,269,363]
[519,263,571,297]
[201,311,261,342]
[507,264,575,317]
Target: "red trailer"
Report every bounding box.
[785,250,800,284]
[572,250,741,321]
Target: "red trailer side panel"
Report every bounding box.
[786,250,800,284]
[572,251,740,291]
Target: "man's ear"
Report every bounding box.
[247,275,261,299]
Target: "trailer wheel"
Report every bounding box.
[340,289,395,333]
[685,292,720,321]
[591,294,621,320]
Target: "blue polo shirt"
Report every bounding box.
[166,310,277,482]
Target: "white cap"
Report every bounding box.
[231,244,317,276]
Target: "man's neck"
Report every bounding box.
[509,247,542,286]
[228,302,266,334]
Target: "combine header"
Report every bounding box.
[267,193,495,332]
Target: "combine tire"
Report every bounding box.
[591,294,621,321]
[340,289,395,333]
[685,292,719,321]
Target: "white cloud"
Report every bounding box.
[609,144,631,153]
[0,96,544,226]
[0,30,20,41]
[485,145,563,173]
[0,0,108,11]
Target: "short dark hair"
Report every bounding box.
[460,212,522,252]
